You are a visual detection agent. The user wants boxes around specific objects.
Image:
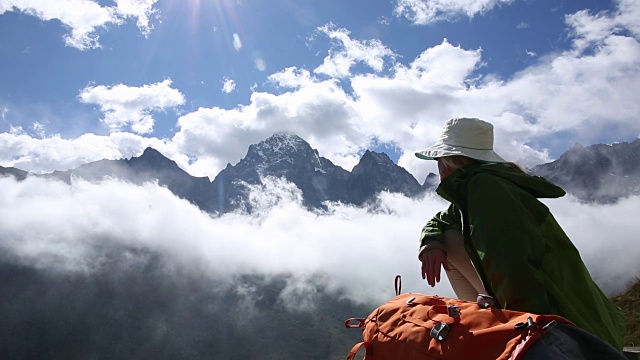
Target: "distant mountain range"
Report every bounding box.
[531,140,640,203]
[2,134,640,210]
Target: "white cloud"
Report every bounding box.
[0,0,159,50]
[500,18,640,142]
[617,0,640,37]
[0,176,635,309]
[541,195,640,295]
[171,77,366,178]
[394,0,514,25]
[268,67,316,89]
[31,122,46,138]
[0,131,171,173]
[79,79,185,134]
[313,23,396,78]
[221,78,236,94]
[113,0,158,36]
[516,21,529,29]
[565,9,619,53]
[8,125,25,135]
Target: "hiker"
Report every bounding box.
[415,117,626,351]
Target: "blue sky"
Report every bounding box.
[1,0,639,182]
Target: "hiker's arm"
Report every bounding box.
[419,205,461,286]
[418,204,462,258]
[466,174,550,314]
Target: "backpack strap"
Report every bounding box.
[346,341,369,360]
[394,275,402,296]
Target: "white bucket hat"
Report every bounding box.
[415,117,506,163]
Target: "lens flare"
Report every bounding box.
[254,58,266,71]
[252,50,266,71]
[232,33,242,51]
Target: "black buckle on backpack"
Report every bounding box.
[514,317,536,330]
[514,317,557,333]
[476,294,496,309]
[431,322,450,341]
[447,305,461,318]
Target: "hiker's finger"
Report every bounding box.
[422,249,447,287]
[420,253,429,284]
[423,251,436,286]
[433,254,442,285]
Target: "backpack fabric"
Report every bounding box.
[345,281,574,360]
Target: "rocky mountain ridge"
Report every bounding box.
[0,133,428,214]
[2,134,640,210]
[531,139,640,203]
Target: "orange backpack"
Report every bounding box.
[344,276,574,360]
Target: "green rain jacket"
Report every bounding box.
[419,163,626,350]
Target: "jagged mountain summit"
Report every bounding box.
[348,150,422,205]
[211,132,424,212]
[531,139,640,203]
[211,132,351,212]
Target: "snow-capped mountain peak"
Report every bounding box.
[245,132,320,170]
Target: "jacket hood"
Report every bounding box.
[437,163,566,201]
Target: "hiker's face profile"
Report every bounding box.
[437,158,457,180]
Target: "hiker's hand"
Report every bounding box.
[421,248,450,287]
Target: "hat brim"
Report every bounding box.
[415,142,506,163]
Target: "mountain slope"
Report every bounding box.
[532,139,640,203]
[0,247,367,359]
[0,165,28,180]
[611,277,640,347]
[45,148,216,212]
[210,132,352,212]
[348,150,423,205]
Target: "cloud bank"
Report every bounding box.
[2,175,637,306]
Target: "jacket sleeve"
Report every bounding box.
[466,173,551,314]
[418,204,462,260]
